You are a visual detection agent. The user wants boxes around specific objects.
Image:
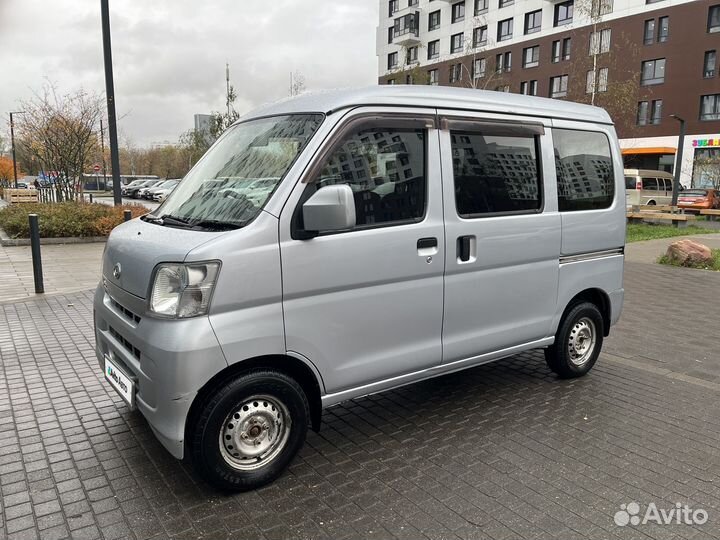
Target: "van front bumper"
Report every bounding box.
[93,282,227,459]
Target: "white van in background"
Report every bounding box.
[625,169,678,207]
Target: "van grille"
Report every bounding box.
[110,298,142,324]
[109,326,141,360]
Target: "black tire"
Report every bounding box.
[189,370,309,492]
[545,302,604,379]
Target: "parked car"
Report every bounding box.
[625,169,678,207]
[121,180,145,197]
[135,180,163,199]
[145,180,178,200]
[126,180,160,199]
[96,87,626,492]
[153,181,179,202]
[677,188,720,213]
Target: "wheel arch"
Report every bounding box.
[185,354,324,449]
[560,288,612,337]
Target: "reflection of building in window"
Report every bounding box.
[556,155,613,199]
[451,134,539,201]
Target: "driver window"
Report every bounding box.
[307,125,427,227]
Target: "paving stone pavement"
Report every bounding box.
[1,260,720,539]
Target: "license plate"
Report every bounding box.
[104,355,135,408]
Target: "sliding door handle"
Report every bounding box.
[417,237,438,250]
[457,235,473,262]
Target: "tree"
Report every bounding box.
[179,129,211,172]
[209,64,241,140]
[16,84,102,201]
[0,156,24,185]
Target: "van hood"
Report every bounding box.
[102,218,221,299]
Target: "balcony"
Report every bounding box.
[393,12,421,46]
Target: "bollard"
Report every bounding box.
[28,214,44,294]
[89,193,93,203]
[124,210,132,222]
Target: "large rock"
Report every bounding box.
[665,239,713,267]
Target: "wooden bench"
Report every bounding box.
[700,209,720,221]
[626,211,697,228]
[4,189,39,204]
[630,205,685,214]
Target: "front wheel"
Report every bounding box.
[545,302,604,379]
[189,370,309,491]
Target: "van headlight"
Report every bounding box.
[149,262,220,318]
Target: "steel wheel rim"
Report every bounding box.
[567,317,597,367]
[219,395,291,471]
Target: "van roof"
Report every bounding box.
[624,169,675,178]
[240,86,614,126]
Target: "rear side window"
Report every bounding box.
[554,129,614,211]
[625,176,638,189]
[450,130,542,217]
[309,126,426,227]
[642,177,658,190]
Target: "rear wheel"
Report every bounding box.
[189,370,309,491]
[646,200,656,206]
[545,302,604,379]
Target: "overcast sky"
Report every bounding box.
[0,0,379,147]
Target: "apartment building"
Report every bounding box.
[377,0,720,187]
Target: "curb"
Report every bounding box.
[0,228,106,247]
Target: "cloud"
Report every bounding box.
[0,0,379,146]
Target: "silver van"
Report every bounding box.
[95,87,625,491]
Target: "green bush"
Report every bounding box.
[0,201,148,238]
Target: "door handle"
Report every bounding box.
[457,235,472,262]
[417,237,438,250]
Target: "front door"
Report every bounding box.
[279,111,445,394]
[438,113,561,363]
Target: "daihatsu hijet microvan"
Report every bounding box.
[95,86,625,491]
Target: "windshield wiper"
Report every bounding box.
[148,214,242,231]
[190,219,243,231]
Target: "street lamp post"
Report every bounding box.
[100,0,123,206]
[9,111,25,189]
[670,114,686,208]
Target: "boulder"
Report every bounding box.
[665,239,713,267]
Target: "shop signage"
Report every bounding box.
[692,138,720,147]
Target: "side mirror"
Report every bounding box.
[301,184,356,236]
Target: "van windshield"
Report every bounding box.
[150,114,323,230]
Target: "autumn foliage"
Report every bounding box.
[0,156,24,184]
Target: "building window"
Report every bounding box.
[428,40,440,60]
[554,1,574,27]
[640,58,666,85]
[451,32,464,53]
[597,67,608,92]
[650,99,663,124]
[523,46,540,68]
[389,0,399,17]
[388,27,394,44]
[552,39,570,63]
[406,46,418,64]
[429,10,441,31]
[394,13,419,38]
[554,129,614,212]
[406,74,414,85]
[450,63,463,83]
[495,84,511,92]
[473,58,487,78]
[387,79,396,85]
[450,129,541,216]
[550,75,568,97]
[474,26,488,47]
[452,2,465,23]
[585,70,596,94]
[524,10,542,34]
[475,0,488,15]
[496,51,512,72]
[704,50,717,78]
[520,80,538,95]
[708,5,720,33]
[388,52,398,70]
[589,28,611,54]
[658,16,669,42]
[428,69,439,85]
[409,0,418,6]
[500,0,514,7]
[643,19,655,45]
[700,94,720,120]
[591,0,613,17]
[498,18,513,42]
[637,101,649,125]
